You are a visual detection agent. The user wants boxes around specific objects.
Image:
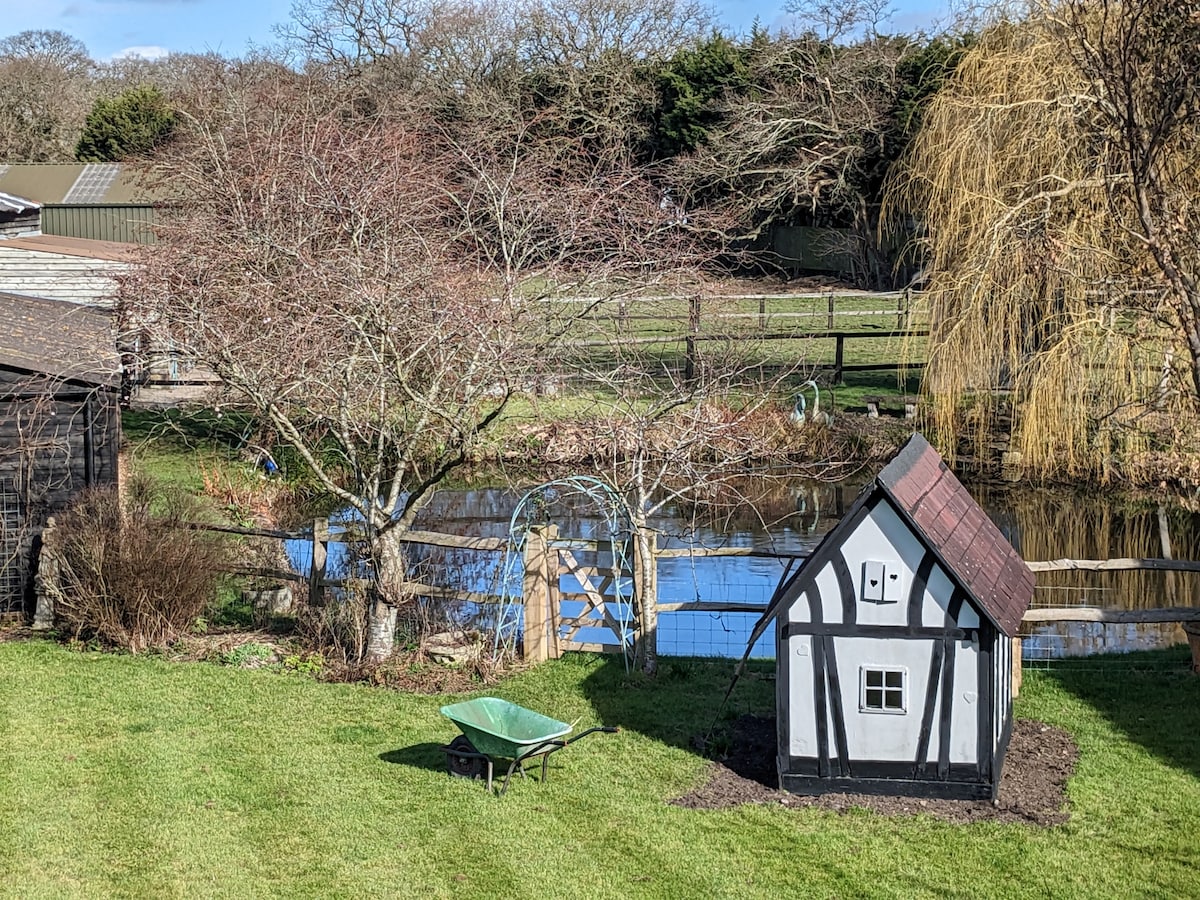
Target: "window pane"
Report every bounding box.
[885,670,903,689]
[884,689,904,710]
[866,669,883,688]
[865,688,884,708]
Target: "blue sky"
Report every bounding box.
[0,0,949,62]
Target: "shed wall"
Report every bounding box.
[40,205,156,244]
[0,370,119,612]
[0,248,125,305]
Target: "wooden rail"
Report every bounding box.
[181,521,1200,657]
[1026,557,1200,573]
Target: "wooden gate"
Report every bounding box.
[521,526,639,662]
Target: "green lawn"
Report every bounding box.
[1,642,1198,898]
[561,293,927,390]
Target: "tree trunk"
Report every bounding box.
[365,598,398,663]
[632,523,658,676]
[363,530,406,664]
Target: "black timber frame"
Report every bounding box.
[0,365,120,614]
[772,489,1010,801]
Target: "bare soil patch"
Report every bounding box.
[672,716,1078,825]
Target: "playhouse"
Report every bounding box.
[750,433,1034,800]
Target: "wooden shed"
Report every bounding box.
[748,433,1034,800]
[0,234,132,306]
[0,291,120,613]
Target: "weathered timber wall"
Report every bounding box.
[0,368,120,612]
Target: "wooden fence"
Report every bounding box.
[561,291,926,385]
[33,518,1200,657]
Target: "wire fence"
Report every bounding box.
[184,517,1200,671]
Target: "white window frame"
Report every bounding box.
[860,665,907,715]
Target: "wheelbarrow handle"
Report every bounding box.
[559,725,620,747]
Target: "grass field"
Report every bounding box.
[2,641,1197,898]
[562,292,928,392]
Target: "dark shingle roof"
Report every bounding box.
[0,291,119,386]
[877,433,1034,635]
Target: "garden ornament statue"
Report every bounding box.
[790,380,831,427]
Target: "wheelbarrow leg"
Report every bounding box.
[499,758,523,796]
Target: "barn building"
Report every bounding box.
[748,433,1034,800]
[0,163,156,244]
[0,291,121,613]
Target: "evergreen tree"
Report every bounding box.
[75,85,175,162]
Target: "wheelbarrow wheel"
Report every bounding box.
[445,735,486,780]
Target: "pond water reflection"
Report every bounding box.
[298,476,1200,660]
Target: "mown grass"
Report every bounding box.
[567,293,927,382]
[1,642,1197,898]
[122,408,252,493]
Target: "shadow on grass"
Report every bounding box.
[122,407,252,451]
[1040,646,1200,779]
[379,742,447,774]
[579,654,775,754]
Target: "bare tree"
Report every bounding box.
[532,287,862,674]
[666,30,907,281]
[520,0,712,65]
[1055,0,1200,397]
[122,70,711,662]
[0,30,95,161]
[279,0,524,89]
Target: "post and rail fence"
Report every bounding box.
[31,518,1200,670]
[557,290,926,386]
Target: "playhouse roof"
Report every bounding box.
[875,433,1034,634]
[745,433,1034,650]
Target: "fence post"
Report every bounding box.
[826,293,835,330]
[522,524,558,664]
[685,295,700,381]
[309,517,328,607]
[898,289,908,331]
[548,535,562,660]
[1011,636,1023,699]
[32,517,59,630]
[758,296,766,334]
[834,335,845,385]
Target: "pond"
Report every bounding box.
[290,476,1200,661]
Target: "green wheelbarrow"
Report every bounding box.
[439,697,618,795]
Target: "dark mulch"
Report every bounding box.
[672,716,1078,825]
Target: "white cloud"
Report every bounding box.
[111,44,170,60]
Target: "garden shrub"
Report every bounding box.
[47,477,236,652]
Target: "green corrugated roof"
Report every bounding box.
[0,164,159,204]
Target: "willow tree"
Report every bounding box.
[888,0,1200,481]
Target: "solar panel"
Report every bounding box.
[62,163,121,204]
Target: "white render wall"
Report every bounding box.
[784,499,983,765]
